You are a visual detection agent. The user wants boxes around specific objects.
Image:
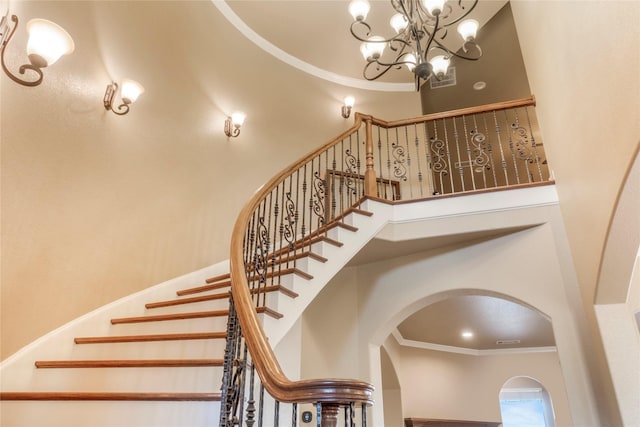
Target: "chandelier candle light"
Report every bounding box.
[348,0,482,90]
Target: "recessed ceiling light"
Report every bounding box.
[473,81,487,91]
[461,331,474,339]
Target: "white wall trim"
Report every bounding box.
[392,329,557,356]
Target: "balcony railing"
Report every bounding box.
[222,96,549,427]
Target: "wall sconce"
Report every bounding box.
[224,112,246,138]
[103,79,144,116]
[0,14,74,87]
[342,96,355,118]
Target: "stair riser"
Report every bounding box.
[56,339,226,361]
[3,366,223,393]
[0,400,220,427]
[108,316,228,335]
[144,297,230,314]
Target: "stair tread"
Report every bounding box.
[0,392,221,401]
[147,284,296,309]
[111,310,229,324]
[74,331,226,344]
[35,359,224,368]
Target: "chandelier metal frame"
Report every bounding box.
[348,0,483,90]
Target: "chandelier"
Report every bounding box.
[347,0,483,90]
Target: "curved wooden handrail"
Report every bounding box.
[228,95,539,407]
[368,96,536,128]
[229,114,374,405]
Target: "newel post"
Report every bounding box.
[363,117,377,197]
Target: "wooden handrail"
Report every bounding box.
[229,114,374,405]
[366,95,536,128]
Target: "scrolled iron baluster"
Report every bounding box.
[430,135,449,192]
[282,191,297,249]
[391,141,408,181]
[470,129,491,171]
[311,169,326,228]
[361,404,367,427]
[344,148,359,204]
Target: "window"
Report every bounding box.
[500,377,555,427]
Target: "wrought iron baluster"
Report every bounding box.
[429,120,446,195]
[246,363,256,427]
[292,403,298,427]
[422,121,435,196]
[481,112,498,187]
[525,106,545,181]
[274,399,280,427]
[301,164,308,248]
[492,110,509,186]
[452,117,465,192]
[350,402,356,427]
[355,130,363,200]
[413,123,424,198]
[443,118,455,193]
[403,125,414,199]
[470,114,489,189]
[375,125,387,199]
[462,115,477,191]
[361,403,367,427]
[258,383,265,427]
[391,127,408,186]
[269,188,279,286]
[331,144,338,222]
[504,109,521,184]
[311,156,326,232]
[316,402,322,427]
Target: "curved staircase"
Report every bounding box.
[0,202,382,427]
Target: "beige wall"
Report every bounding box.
[510,2,640,424]
[0,1,422,359]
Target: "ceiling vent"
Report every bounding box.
[430,66,456,89]
[496,339,521,345]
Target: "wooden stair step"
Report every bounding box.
[146,291,230,309]
[345,206,374,217]
[74,332,226,344]
[111,310,229,324]
[35,359,224,368]
[147,285,296,309]
[177,280,231,296]
[0,392,221,401]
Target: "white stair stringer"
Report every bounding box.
[261,201,393,348]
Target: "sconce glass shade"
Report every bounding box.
[231,111,246,128]
[26,18,74,67]
[429,55,450,77]
[120,79,144,104]
[457,19,479,41]
[343,96,355,108]
[348,0,370,21]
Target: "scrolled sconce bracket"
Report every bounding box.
[104,82,131,116]
[224,117,241,138]
[1,15,45,87]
